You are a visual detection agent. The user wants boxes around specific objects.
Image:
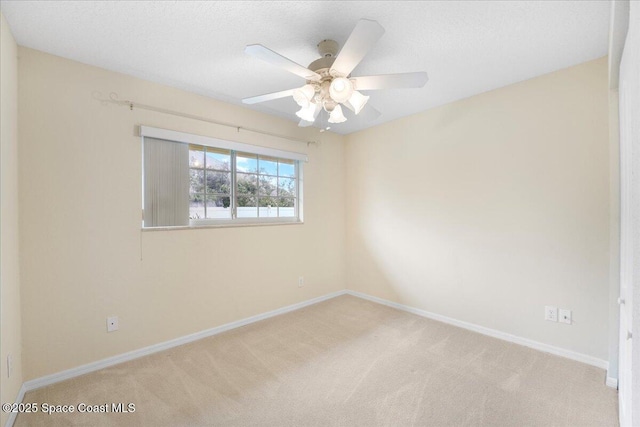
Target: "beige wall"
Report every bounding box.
[1,12,23,426]
[17,47,346,380]
[345,57,610,361]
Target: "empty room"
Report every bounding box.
[1,1,639,426]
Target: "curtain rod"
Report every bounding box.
[96,92,319,146]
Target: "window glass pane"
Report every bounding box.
[189,146,204,168]
[190,169,204,193]
[278,160,295,178]
[236,152,258,173]
[237,196,257,218]
[278,198,295,217]
[206,171,231,195]
[259,176,277,196]
[259,156,278,176]
[237,173,257,195]
[206,196,231,219]
[278,177,296,197]
[259,197,278,218]
[189,194,205,219]
[206,148,231,171]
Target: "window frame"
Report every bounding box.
[141,126,305,229]
[188,149,301,226]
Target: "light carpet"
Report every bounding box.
[15,295,618,426]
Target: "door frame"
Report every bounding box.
[617,2,638,425]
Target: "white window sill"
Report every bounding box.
[142,220,304,232]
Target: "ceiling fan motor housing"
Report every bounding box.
[308,39,340,76]
[308,57,335,75]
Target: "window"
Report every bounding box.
[142,126,304,228]
[188,146,232,220]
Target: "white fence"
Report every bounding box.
[189,206,295,219]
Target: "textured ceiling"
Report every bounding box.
[1,1,610,135]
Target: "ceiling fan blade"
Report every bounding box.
[242,89,296,105]
[353,72,429,90]
[331,19,385,76]
[343,101,381,122]
[360,103,381,122]
[298,119,315,128]
[245,44,321,81]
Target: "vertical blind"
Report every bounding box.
[143,137,190,227]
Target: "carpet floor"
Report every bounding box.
[15,295,618,426]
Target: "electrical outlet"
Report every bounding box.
[559,309,572,324]
[298,276,304,288]
[7,354,13,378]
[544,306,558,322]
[107,316,119,332]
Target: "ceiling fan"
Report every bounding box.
[242,19,428,129]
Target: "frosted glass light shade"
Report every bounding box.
[328,104,347,123]
[348,91,369,115]
[292,84,316,107]
[296,103,318,122]
[322,99,337,113]
[329,77,354,103]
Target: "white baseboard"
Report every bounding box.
[606,376,618,389]
[4,384,26,427]
[345,290,609,370]
[19,290,347,396]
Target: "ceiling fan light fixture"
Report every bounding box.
[328,104,347,123]
[348,91,369,115]
[295,102,318,122]
[329,77,354,103]
[292,84,316,107]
